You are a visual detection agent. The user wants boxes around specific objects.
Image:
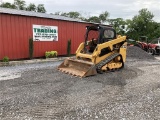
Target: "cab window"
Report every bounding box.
[104,30,114,38]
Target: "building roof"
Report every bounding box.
[0,7,86,23]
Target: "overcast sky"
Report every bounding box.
[1,0,160,22]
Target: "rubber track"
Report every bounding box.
[96,53,123,73]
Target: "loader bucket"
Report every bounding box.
[58,58,97,77]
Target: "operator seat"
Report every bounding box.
[89,38,97,53]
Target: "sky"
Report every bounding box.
[1,0,160,22]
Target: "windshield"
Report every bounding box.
[104,29,114,38]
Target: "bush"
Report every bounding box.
[45,51,50,58]
[67,39,71,56]
[45,51,58,58]
[2,56,9,62]
[29,38,34,59]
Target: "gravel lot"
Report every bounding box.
[0,46,160,120]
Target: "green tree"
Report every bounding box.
[99,11,109,23]
[0,2,16,9]
[54,11,109,23]
[60,12,68,17]
[26,3,36,12]
[0,0,47,13]
[55,11,81,19]
[54,11,61,15]
[87,16,101,23]
[37,4,46,13]
[14,0,26,10]
[86,11,109,23]
[148,22,160,39]
[66,12,81,19]
[126,8,155,40]
[109,18,126,35]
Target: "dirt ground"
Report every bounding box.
[0,56,160,120]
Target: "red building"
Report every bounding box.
[0,7,96,60]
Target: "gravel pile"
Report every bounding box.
[127,46,155,60]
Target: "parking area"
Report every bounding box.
[0,47,160,120]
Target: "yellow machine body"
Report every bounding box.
[58,26,127,77]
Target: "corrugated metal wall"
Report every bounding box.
[0,13,91,60]
[0,14,2,59]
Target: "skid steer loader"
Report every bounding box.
[58,25,127,77]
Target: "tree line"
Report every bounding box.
[1,0,160,41]
[0,0,46,13]
[57,9,160,41]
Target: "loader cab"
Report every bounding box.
[99,27,116,43]
[84,25,116,53]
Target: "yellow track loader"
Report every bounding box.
[58,25,127,77]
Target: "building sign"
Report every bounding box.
[33,25,58,41]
